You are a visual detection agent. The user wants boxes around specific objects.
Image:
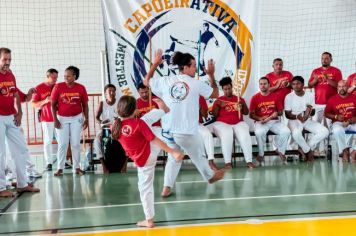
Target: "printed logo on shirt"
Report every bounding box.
[121,125,132,136]
[258,101,276,113]
[273,77,289,88]
[0,82,16,97]
[60,93,80,104]
[336,103,355,119]
[223,101,239,112]
[170,81,190,102]
[316,73,333,84]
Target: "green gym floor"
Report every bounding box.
[1,153,356,235]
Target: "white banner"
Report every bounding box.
[102,0,259,101]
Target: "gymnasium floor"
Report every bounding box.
[1,150,356,235]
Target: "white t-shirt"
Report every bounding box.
[150,74,213,134]
[284,91,315,116]
[101,99,118,124]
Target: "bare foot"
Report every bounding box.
[256,155,264,163]
[298,148,307,162]
[161,186,172,198]
[307,151,314,162]
[17,185,40,193]
[351,150,356,162]
[209,160,219,171]
[342,149,350,163]
[137,219,155,228]
[276,150,286,162]
[0,190,14,198]
[224,163,233,170]
[75,168,85,176]
[247,162,256,169]
[54,169,63,177]
[208,169,225,183]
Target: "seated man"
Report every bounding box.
[93,84,125,173]
[284,76,329,161]
[250,77,291,163]
[210,77,255,169]
[136,82,161,137]
[324,80,356,162]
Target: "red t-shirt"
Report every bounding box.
[136,98,160,127]
[32,82,55,122]
[325,94,356,123]
[213,95,245,125]
[347,73,356,96]
[16,88,27,103]
[51,82,88,117]
[199,96,208,123]
[0,71,18,115]
[265,70,293,104]
[118,118,156,167]
[309,66,342,104]
[250,92,282,119]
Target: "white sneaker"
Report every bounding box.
[27,169,42,178]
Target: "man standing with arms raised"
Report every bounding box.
[145,49,224,198]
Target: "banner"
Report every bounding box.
[102,0,259,101]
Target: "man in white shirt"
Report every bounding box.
[284,76,329,161]
[145,50,224,197]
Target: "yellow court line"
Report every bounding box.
[66,216,356,236]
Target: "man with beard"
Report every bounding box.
[325,80,356,162]
[308,52,342,156]
[0,47,40,197]
[250,77,290,163]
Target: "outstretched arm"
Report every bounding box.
[143,49,163,87]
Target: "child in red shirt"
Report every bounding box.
[112,95,184,228]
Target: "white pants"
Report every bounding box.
[288,119,329,153]
[137,142,160,220]
[42,122,56,165]
[313,105,331,152]
[163,132,215,188]
[332,122,356,154]
[255,120,291,156]
[198,125,215,160]
[136,109,166,220]
[93,130,103,159]
[0,115,29,191]
[55,114,83,171]
[208,121,234,163]
[232,121,253,163]
[209,121,252,163]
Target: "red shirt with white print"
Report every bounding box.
[250,92,282,119]
[0,71,18,115]
[51,82,88,117]
[324,94,356,123]
[136,97,160,127]
[346,73,356,96]
[265,70,293,104]
[32,82,55,122]
[118,118,156,167]
[213,95,245,125]
[309,66,342,105]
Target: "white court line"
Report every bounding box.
[3,191,356,215]
[64,214,356,235]
[176,178,250,184]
